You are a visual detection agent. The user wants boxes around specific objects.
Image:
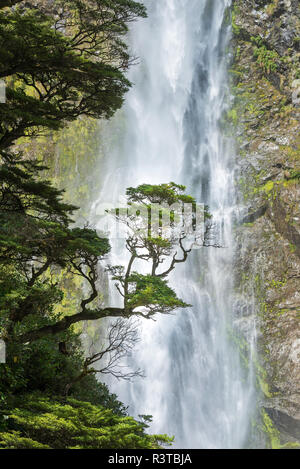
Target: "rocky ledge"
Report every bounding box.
[231,0,300,448]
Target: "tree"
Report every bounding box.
[0,156,110,339]
[0,394,173,449]
[65,318,143,396]
[0,0,146,149]
[0,0,194,448]
[0,167,212,347]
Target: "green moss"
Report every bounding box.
[261,410,281,448]
[227,319,273,400]
[226,108,238,126]
[259,181,280,201]
[231,7,241,36]
[256,362,273,398]
[279,143,300,163]
[251,36,280,75]
[268,279,286,289]
[265,0,279,17]
[261,410,300,449]
[19,116,105,218]
[289,170,300,181]
[231,0,300,450]
[227,327,250,372]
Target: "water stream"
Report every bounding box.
[91,0,256,449]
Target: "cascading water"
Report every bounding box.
[91,0,256,449]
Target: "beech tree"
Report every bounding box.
[0,395,173,449]
[0,1,216,395]
[0,0,146,149]
[0,164,213,349]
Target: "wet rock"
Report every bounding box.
[232,0,300,446]
[263,407,300,441]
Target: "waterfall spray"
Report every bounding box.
[91,0,256,449]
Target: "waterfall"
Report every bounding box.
[91,0,256,449]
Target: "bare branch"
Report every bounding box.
[65,319,143,395]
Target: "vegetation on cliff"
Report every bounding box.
[231,0,300,448]
[0,0,187,450]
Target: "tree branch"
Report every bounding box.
[17,307,131,344]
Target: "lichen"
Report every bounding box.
[261,410,300,449]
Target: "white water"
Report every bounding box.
[91,0,256,449]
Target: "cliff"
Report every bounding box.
[232,0,300,447]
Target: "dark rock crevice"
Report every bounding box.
[232,0,300,447]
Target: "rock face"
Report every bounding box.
[231,0,300,447]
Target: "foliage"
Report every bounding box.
[126,274,190,313]
[0,322,129,417]
[0,172,200,403]
[0,0,146,149]
[251,36,279,75]
[261,409,300,449]
[0,394,173,449]
[126,182,196,205]
[0,0,204,449]
[0,174,199,346]
[265,0,279,17]
[231,6,241,36]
